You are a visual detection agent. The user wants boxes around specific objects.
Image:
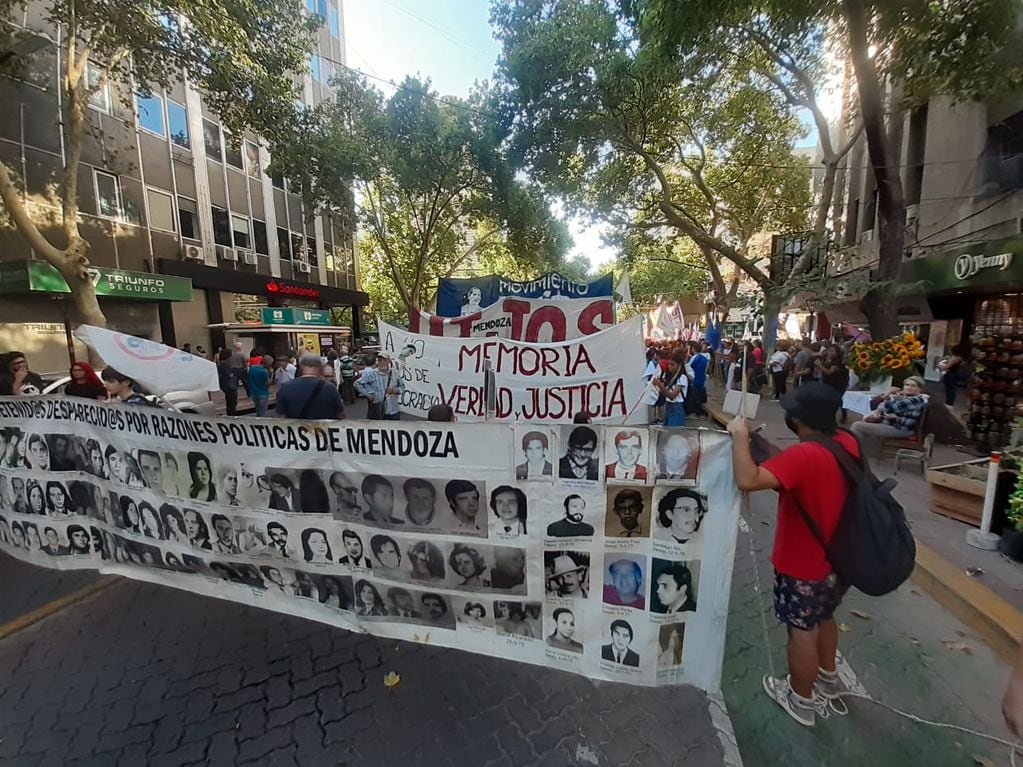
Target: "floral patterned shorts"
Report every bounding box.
[773,570,847,631]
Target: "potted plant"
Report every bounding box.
[998,469,1023,562]
[850,332,926,392]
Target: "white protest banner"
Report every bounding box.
[0,396,740,692]
[408,296,615,342]
[381,316,647,422]
[74,325,220,393]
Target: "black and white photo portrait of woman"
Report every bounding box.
[160,504,188,545]
[188,452,217,502]
[294,571,320,600]
[45,481,71,517]
[546,607,583,653]
[25,480,45,515]
[354,579,388,616]
[184,508,212,550]
[301,527,333,564]
[369,534,401,573]
[408,541,445,583]
[25,433,50,471]
[85,439,107,479]
[139,502,164,540]
[119,496,140,533]
[318,575,350,609]
[449,543,489,588]
[22,521,41,552]
[260,566,298,596]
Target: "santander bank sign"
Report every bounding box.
[265,279,320,300]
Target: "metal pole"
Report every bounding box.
[966,451,1001,550]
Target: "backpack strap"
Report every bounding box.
[791,493,830,551]
[297,380,327,420]
[803,430,868,481]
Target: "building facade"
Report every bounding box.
[823,87,1023,446]
[0,0,367,373]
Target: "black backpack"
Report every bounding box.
[794,431,916,597]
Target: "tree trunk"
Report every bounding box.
[845,0,904,340]
[762,288,783,355]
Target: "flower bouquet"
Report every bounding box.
[850,332,925,390]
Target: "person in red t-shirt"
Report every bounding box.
[727,382,856,727]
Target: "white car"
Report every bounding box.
[41,375,217,416]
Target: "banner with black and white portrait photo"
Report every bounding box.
[0,396,740,693]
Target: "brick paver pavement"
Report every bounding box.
[0,567,727,766]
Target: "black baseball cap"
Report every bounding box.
[780,382,842,431]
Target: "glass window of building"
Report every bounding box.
[253,220,269,255]
[85,63,110,112]
[270,169,285,190]
[136,93,165,136]
[166,99,190,149]
[329,3,340,38]
[305,0,315,13]
[211,206,231,246]
[232,214,251,249]
[203,119,222,163]
[224,137,244,170]
[291,232,306,260]
[94,171,121,219]
[146,188,175,232]
[278,227,292,259]
[310,52,320,82]
[178,197,198,239]
[306,236,318,267]
[245,141,261,177]
[317,0,327,19]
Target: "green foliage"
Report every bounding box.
[272,70,572,314]
[491,0,812,304]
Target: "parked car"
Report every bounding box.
[41,375,217,416]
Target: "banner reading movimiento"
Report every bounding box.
[436,272,615,318]
[0,396,739,692]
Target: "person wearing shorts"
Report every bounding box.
[728,382,857,727]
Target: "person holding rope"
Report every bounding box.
[727,382,855,727]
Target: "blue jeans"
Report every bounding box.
[383,412,401,421]
[252,396,269,417]
[664,401,686,427]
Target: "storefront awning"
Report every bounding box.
[0,260,193,301]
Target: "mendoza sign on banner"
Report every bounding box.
[380,316,646,422]
[0,397,739,692]
[436,272,615,318]
[408,296,615,342]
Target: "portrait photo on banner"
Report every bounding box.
[652,429,702,484]
[544,550,591,599]
[557,423,602,483]
[601,552,648,610]
[600,611,645,669]
[649,557,700,617]
[545,489,601,538]
[494,600,543,640]
[544,603,586,654]
[512,425,557,481]
[651,486,708,556]
[603,428,650,483]
[454,596,496,629]
[604,485,653,539]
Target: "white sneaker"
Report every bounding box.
[762,675,816,727]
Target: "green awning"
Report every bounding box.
[900,235,1023,295]
[0,260,193,301]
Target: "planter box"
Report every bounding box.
[926,459,989,526]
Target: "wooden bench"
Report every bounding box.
[703,401,730,428]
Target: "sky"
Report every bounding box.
[342,0,617,273]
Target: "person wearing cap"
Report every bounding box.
[546,553,589,598]
[727,381,859,728]
[850,375,927,455]
[355,352,405,420]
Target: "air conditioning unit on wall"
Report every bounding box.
[216,245,238,262]
[861,229,875,243]
[294,261,311,274]
[238,250,258,266]
[181,242,204,260]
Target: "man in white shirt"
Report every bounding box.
[768,346,791,400]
